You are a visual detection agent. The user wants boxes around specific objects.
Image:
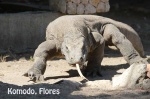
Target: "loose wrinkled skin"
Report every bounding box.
[24,15,148,82]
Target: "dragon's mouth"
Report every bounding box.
[70,63,86,70]
[69,62,84,66]
[70,64,76,67]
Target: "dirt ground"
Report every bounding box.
[0,51,150,99]
[1,6,150,99]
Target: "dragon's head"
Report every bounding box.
[61,34,89,65]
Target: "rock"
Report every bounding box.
[141,79,150,89]
[112,64,148,89]
[105,1,110,12]
[147,72,150,78]
[81,0,89,5]
[96,2,105,12]
[58,0,67,13]
[97,1,110,12]
[101,0,109,2]
[89,0,100,7]
[77,4,85,14]
[85,4,96,14]
[147,56,150,63]
[67,2,77,14]
[147,64,150,78]
[147,64,150,72]
[71,0,80,4]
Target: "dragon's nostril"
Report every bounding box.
[29,72,34,77]
[80,57,83,62]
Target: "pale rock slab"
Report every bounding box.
[112,63,150,89]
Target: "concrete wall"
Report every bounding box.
[0,12,61,53]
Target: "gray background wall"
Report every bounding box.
[0,12,61,53]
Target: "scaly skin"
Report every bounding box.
[24,15,148,82]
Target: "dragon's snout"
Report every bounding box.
[68,56,84,65]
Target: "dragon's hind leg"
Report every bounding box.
[103,24,148,65]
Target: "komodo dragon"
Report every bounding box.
[24,15,148,82]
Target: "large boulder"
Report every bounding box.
[112,63,150,89]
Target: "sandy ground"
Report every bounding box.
[0,52,150,99]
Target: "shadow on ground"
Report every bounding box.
[1,81,150,99]
[45,62,128,82]
[0,81,79,99]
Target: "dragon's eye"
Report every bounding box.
[66,46,69,52]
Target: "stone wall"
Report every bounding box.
[49,0,110,14]
[0,12,61,53]
[0,1,110,54]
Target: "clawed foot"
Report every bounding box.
[84,67,102,77]
[23,69,44,82]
